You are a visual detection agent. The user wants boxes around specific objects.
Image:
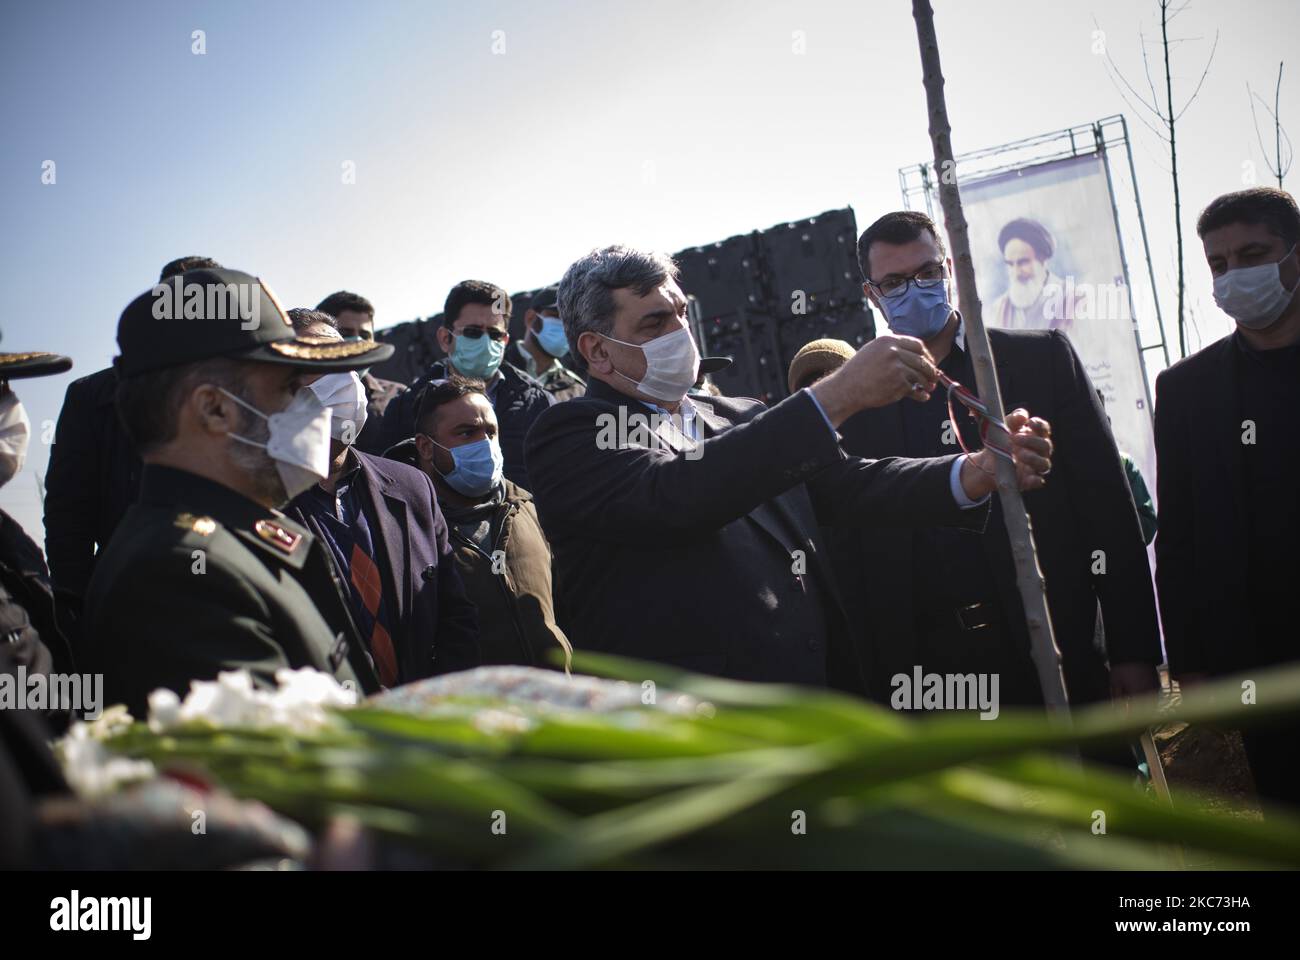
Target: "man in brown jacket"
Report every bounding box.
[387,376,570,668]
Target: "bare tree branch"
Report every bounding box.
[1250,83,1279,176]
[1277,62,1292,182]
[1095,17,1167,119]
[1101,1,1215,358]
[1102,59,1173,141]
[1140,29,1163,116]
[1250,63,1293,186]
[1175,30,1218,120]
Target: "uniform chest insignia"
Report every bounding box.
[254,518,302,554]
[174,513,217,536]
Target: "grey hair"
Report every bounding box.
[558,245,680,351]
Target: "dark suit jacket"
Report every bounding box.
[354,374,407,456]
[43,367,142,604]
[523,377,983,690]
[1154,332,1265,677]
[838,328,1161,706]
[288,451,479,680]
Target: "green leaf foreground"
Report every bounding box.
[101,657,1300,869]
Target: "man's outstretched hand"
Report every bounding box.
[959,408,1052,500]
[810,334,938,426]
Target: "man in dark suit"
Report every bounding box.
[523,245,1054,690]
[44,257,219,613]
[833,211,1160,714]
[376,280,553,490]
[285,311,479,683]
[1156,188,1300,806]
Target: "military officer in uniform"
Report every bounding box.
[83,268,397,717]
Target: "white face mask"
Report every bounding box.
[1212,245,1299,330]
[221,387,333,500]
[309,372,368,445]
[603,325,701,403]
[0,392,31,488]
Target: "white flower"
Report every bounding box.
[146,668,355,734]
[57,724,155,797]
[82,704,135,740]
[56,669,355,795]
[146,688,181,733]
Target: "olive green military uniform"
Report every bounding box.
[531,361,586,403]
[85,465,380,717]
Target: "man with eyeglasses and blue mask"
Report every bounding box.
[376,280,553,491]
[1156,187,1300,808]
[315,290,408,456]
[832,211,1160,739]
[524,244,1056,692]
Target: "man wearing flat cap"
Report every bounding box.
[787,339,857,394]
[83,268,397,716]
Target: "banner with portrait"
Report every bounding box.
[935,153,1156,507]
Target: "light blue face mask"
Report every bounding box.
[881,280,953,340]
[451,332,505,379]
[427,435,503,497]
[536,317,569,358]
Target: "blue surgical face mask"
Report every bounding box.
[536,316,569,358]
[451,333,505,380]
[426,435,503,497]
[880,280,953,340]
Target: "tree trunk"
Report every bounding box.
[1161,0,1187,359]
[911,0,1071,714]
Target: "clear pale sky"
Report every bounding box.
[2,0,1295,541]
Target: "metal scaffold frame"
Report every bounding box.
[898,115,1173,390]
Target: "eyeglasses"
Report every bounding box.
[455,325,507,342]
[868,262,948,299]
